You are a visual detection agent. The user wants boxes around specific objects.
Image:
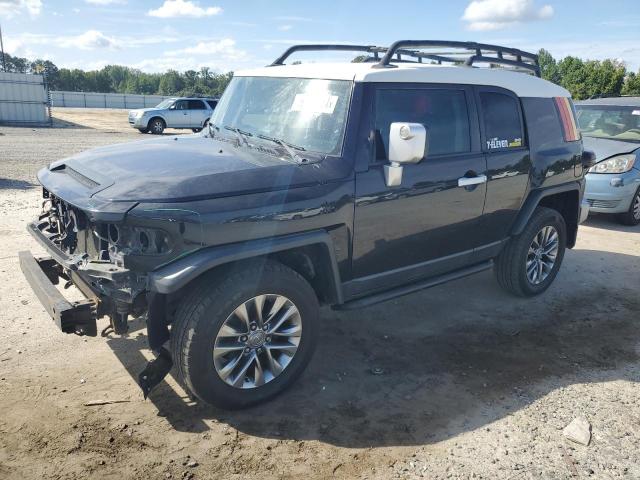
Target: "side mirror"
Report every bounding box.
[581,150,597,169]
[385,122,428,187]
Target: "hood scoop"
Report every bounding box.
[51,164,101,189]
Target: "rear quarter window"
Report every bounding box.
[520,98,565,150]
[480,92,524,151]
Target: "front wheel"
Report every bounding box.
[170,260,319,409]
[617,187,640,226]
[495,207,567,297]
[148,117,165,135]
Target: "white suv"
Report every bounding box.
[128,97,218,134]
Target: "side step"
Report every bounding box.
[335,261,493,310]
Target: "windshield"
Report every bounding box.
[576,105,640,142]
[155,99,175,109]
[209,76,352,155]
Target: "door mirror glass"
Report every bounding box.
[385,122,428,187]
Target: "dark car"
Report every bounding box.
[575,97,640,225]
[19,41,594,409]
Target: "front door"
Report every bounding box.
[166,99,190,128]
[349,84,487,297]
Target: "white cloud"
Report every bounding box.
[462,0,553,31]
[165,38,246,60]
[148,0,222,18]
[84,0,126,5]
[0,0,42,17]
[278,24,292,32]
[57,30,121,50]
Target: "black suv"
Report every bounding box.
[20,41,595,408]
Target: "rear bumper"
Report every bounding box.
[19,251,98,336]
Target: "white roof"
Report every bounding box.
[236,62,570,99]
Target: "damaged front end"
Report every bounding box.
[20,189,184,397]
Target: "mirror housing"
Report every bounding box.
[385,122,428,187]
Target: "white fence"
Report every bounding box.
[51,91,173,109]
[0,72,50,125]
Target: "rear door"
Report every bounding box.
[350,83,487,294]
[187,99,209,128]
[474,87,531,253]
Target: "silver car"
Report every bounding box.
[128,97,218,135]
[576,98,640,225]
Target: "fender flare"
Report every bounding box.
[510,182,581,236]
[147,229,343,303]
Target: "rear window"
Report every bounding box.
[188,100,206,110]
[375,88,471,159]
[480,92,524,151]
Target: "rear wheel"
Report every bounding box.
[495,207,566,297]
[171,260,319,409]
[617,187,640,226]
[148,117,165,135]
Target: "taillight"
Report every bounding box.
[554,97,581,142]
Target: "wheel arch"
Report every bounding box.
[511,183,581,248]
[148,230,344,306]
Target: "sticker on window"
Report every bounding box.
[487,137,522,150]
[633,110,640,116]
[290,93,338,114]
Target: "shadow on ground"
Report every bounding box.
[584,213,640,233]
[105,248,640,447]
[0,178,37,190]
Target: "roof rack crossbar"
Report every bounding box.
[373,40,540,76]
[270,44,385,66]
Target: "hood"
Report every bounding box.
[39,135,351,205]
[582,136,640,162]
[130,107,160,115]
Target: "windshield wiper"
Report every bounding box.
[224,125,252,146]
[256,134,308,163]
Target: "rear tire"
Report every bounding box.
[617,187,640,226]
[495,207,566,297]
[170,260,319,409]
[148,117,165,135]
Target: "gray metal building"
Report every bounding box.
[0,72,50,126]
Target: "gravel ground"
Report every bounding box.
[0,110,639,480]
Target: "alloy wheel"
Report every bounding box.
[633,192,640,220]
[526,225,559,285]
[213,294,302,389]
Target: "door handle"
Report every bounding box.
[458,175,487,187]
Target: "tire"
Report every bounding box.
[617,187,640,226]
[495,206,567,297]
[137,128,148,134]
[147,117,165,135]
[170,260,319,409]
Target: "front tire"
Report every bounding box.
[495,207,566,297]
[148,117,165,135]
[170,260,319,409]
[137,128,148,134]
[617,187,640,226]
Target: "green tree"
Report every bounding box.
[622,71,640,96]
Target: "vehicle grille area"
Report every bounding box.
[586,199,621,209]
[38,190,105,259]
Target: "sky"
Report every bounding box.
[0,0,639,73]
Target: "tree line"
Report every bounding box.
[2,49,640,99]
[2,53,232,97]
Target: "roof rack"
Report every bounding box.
[270,40,541,77]
[271,44,387,66]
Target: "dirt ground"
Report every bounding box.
[0,108,639,480]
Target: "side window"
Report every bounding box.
[375,89,471,160]
[480,92,524,151]
[188,100,206,110]
[206,100,218,109]
[175,100,188,110]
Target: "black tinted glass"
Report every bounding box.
[375,89,471,159]
[480,92,524,150]
[188,100,206,109]
[206,100,218,109]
